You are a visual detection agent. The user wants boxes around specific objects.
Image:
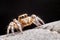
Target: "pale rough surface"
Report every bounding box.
[0,29,60,40]
[40,20,60,33]
[0,20,60,40]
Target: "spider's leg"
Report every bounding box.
[33,20,42,29]
[34,19,41,26]
[6,25,11,37]
[37,16,45,25]
[18,24,23,34]
[11,26,15,35]
[7,25,11,34]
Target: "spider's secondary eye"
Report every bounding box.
[25,15,26,17]
[25,15,28,17]
[20,17,21,19]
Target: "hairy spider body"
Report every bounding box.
[7,13,45,35]
[18,17,34,27]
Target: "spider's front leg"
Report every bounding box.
[13,19,23,34]
[7,22,15,36]
[18,24,23,34]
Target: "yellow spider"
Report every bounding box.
[7,13,45,35]
[18,14,34,27]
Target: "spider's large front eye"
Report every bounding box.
[21,16,24,18]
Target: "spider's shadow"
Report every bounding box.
[23,23,36,31]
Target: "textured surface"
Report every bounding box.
[40,20,60,33]
[0,20,60,40]
[0,29,60,40]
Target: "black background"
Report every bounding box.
[0,0,60,35]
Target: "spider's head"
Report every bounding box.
[18,13,28,20]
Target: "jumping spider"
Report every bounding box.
[7,13,45,35]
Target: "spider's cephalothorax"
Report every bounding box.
[7,13,45,35]
[18,14,34,27]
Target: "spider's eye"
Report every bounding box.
[25,15,26,17]
[24,15,27,18]
[21,16,24,18]
[19,16,22,19]
[20,17,21,19]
